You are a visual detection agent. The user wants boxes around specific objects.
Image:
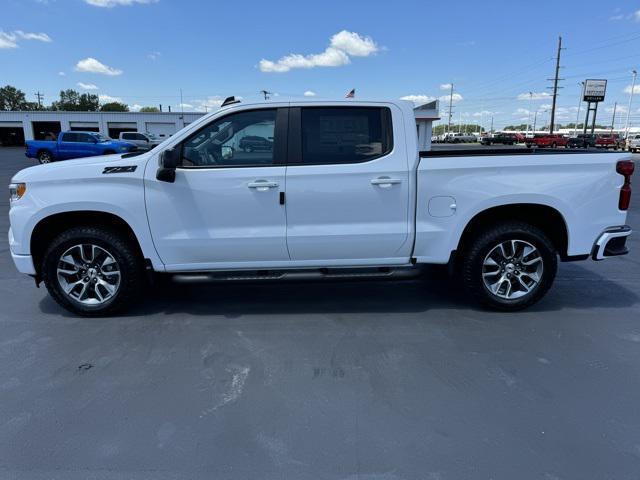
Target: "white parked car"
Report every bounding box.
[444,132,477,143]
[626,134,640,153]
[119,132,162,151]
[8,98,634,315]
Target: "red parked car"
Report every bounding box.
[524,134,568,148]
[594,134,621,149]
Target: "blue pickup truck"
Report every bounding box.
[26,131,136,164]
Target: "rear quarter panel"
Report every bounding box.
[414,152,630,263]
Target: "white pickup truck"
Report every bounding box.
[8,98,634,316]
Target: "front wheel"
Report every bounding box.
[37,150,53,164]
[460,222,558,311]
[42,226,144,316]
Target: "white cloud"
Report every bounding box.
[329,30,378,57]
[129,104,143,112]
[98,94,121,103]
[635,10,640,21]
[624,84,640,94]
[147,51,161,61]
[58,71,66,76]
[517,91,551,101]
[75,57,123,76]
[77,82,98,90]
[513,108,531,116]
[178,102,194,109]
[606,105,628,114]
[15,30,52,42]
[304,90,316,97]
[400,94,436,105]
[84,0,157,7]
[473,110,494,117]
[439,93,463,103]
[0,30,51,48]
[440,83,452,90]
[259,30,378,73]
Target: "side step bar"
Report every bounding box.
[171,266,424,284]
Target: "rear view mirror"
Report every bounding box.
[157,147,180,183]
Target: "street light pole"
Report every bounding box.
[624,69,637,138]
[574,82,584,137]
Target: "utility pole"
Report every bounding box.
[574,82,585,137]
[447,83,454,134]
[35,91,43,110]
[533,110,538,132]
[526,92,533,137]
[490,115,494,134]
[548,36,564,134]
[611,102,618,134]
[624,69,637,138]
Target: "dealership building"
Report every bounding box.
[0,100,440,149]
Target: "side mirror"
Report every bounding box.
[156,147,179,183]
[221,145,234,161]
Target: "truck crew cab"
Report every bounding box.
[8,98,634,316]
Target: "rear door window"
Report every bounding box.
[297,107,393,165]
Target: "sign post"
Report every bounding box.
[582,79,607,134]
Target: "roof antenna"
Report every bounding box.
[221,96,241,107]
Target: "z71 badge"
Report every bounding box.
[103,166,137,174]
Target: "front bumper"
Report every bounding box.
[8,227,36,275]
[592,226,632,261]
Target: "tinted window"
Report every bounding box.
[61,132,79,142]
[135,133,147,140]
[299,107,392,165]
[76,133,96,143]
[122,133,134,140]
[181,109,276,167]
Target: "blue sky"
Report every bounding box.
[3,0,640,128]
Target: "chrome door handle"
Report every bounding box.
[371,177,402,188]
[248,180,279,191]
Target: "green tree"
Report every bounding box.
[50,89,99,111]
[139,106,159,112]
[433,124,484,136]
[0,85,29,110]
[100,102,129,112]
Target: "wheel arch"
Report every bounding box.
[30,211,146,277]
[456,203,570,260]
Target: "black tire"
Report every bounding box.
[460,221,558,311]
[551,142,557,148]
[42,226,144,316]
[37,150,53,164]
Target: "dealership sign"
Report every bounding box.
[583,79,607,102]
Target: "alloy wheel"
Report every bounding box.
[482,239,544,300]
[56,244,121,305]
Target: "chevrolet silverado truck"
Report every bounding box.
[25,131,136,164]
[8,98,634,316]
[524,134,569,148]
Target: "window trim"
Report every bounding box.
[176,107,288,169]
[287,106,394,166]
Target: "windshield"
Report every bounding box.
[93,133,110,142]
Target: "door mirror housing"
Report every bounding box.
[221,145,234,161]
[157,147,180,183]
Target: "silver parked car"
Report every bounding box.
[119,132,162,151]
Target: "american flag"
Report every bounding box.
[345,89,355,98]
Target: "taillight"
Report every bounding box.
[617,160,635,210]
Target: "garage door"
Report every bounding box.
[145,122,176,139]
[0,122,25,146]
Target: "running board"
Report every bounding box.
[171,266,423,284]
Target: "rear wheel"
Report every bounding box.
[460,222,558,311]
[37,150,52,164]
[42,226,144,316]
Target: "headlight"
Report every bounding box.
[9,183,26,202]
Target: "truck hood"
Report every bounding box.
[11,152,148,183]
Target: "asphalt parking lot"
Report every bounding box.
[1,146,639,479]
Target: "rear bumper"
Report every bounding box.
[592,226,632,261]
